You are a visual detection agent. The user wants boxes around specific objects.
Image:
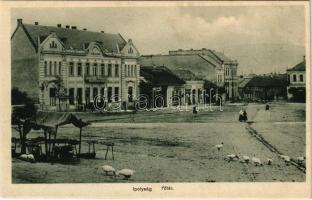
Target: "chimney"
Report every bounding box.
[303,55,306,62]
[71,26,77,30]
[57,24,62,28]
[17,18,23,25]
[65,25,70,29]
[34,22,39,25]
[100,31,104,33]
[128,39,132,44]
[83,28,87,31]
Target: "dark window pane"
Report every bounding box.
[49,61,52,75]
[101,64,105,76]
[49,88,56,106]
[77,88,82,104]
[54,61,57,75]
[115,64,119,76]
[69,62,74,76]
[128,87,133,102]
[77,63,82,76]
[59,62,62,75]
[69,88,75,105]
[108,87,112,103]
[44,61,47,76]
[93,63,97,76]
[86,63,90,76]
[114,87,119,101]
[85,87,90,103]
[108,64,112,77]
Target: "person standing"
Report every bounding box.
[243,110,248,122]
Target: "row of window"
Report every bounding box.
[49,86,133,105]
[217,74,223,83]
[44,61,62,76]
[68,62,120,77]
[44,61,137,77]
[288,74,304,82]
[225,68,230,76]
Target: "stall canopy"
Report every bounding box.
[17,113,90,134]
[37,113,90,129]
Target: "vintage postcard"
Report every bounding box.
[0,1,311,198]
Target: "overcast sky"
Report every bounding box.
[11,6,305,73]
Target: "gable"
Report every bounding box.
[11,24,39,101]
[121,42,140,57]
[40,34,64,52]
[86,42,105,58]
[11,24,37,59]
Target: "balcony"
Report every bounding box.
[84,76,107,84]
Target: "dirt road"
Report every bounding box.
[12,103,306,183]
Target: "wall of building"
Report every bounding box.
[286,71,305,102]
[11,24,39,101]
[139,55,217,82]
[121,58,140,104]
[38,36,140,110]
[287,71,305,86]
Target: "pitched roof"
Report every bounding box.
[139,54,217,79]
[245,74,287,88]
[21,24,127,53]
[210,50,235,63]
[238,74,255,88]
[140,66,185,86]
[171,69,202,81]
[198,54,220,66]
[238,78,252,88]
[287,60,306,71]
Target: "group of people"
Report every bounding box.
[239,109,248,122]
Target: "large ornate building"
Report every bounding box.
[11,19,140,110]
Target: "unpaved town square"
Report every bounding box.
[12,102,306,183]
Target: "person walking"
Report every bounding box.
[193,105,198,114]
[243,110,248,122]
[239,109,244,122]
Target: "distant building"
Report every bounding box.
[240,74,287,101]
[139,66,185,107]
[286,56,306,102]
[11,19,140,111]
[139,48,239,100]
[237,74,256,100]
[171,69,204,105]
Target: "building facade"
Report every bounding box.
[239,74,287,101]
[171,69,204,105]
[140,48,239,100]
[139,66,186,108]
[11,19,140,111]
[286,56,306,102]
